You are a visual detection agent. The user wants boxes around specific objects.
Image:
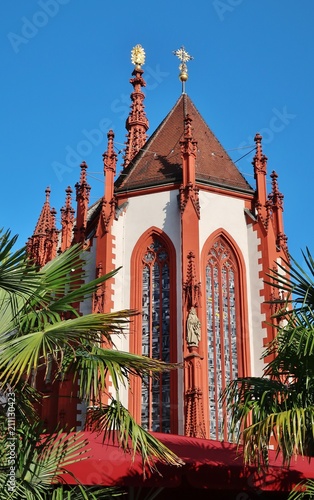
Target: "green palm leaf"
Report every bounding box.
[0,229,39,297]
[50,485,125,499]
[0,423,90,499]
[74,345,180,401]
[85,399,184,473]
[267,248,314,320]
[289,479,314,500]
[0,312,134,386]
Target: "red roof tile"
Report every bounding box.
[115,94,253,194]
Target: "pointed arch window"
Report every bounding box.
[205,237,240,440]
[130,230,177,434]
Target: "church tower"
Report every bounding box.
[28,45,289,438]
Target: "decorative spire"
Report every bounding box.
[27,187,59,267]
[101,130,117,233]
[269,171,288,252]
[183,251,201,308]
[123,44,149,169]
[36,187,52,234]
[74,161,91,243]
[270,171,284,210]
[173,46,193,94]
[179,114,200,218]
[103,130,117,180]
[253,133,269,229]
[253,133,267,177]
[60,186,75,252]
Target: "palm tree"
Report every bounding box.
[222,248,314,496]
[0,229,183,499]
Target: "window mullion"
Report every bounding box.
[148,262,153,431]
[207,239,240,441]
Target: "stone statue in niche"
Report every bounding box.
[187,307,201,347]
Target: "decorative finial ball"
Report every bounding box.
[131,44,145,68]
[179,71,188,82]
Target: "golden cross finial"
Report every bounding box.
[173,46,193,92]
[173,46,193,64]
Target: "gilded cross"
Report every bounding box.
[173,46,194,64]
[173,46,194,92]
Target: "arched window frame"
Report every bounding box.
[129,227,178,433]
[200,229,250,441]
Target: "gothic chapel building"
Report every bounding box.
[28,45,289,441]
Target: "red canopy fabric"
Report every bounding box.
[62,432,314,493]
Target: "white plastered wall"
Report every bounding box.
[199,189,265,377]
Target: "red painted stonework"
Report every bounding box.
[27,187,58,267]
[74,161,91,244]
[60,186,75,252]
[251,134,289,357]
[123,67,149,169]
[28,51,289,446]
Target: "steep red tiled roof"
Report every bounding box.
[115,94,253,194]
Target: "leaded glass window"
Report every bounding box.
[141,238,171,433]
[206,238,238,440]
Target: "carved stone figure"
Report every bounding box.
[187,307,201,347]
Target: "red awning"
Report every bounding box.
[62,432,314,493]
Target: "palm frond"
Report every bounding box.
[262,314,314,386]
[242,407,314,466]
[0,380,40,425]
[50,485,125,499]
[37,246,121,312]
[221,377,288,443]
[0,312,133,386]
[0,229,39,297]
[267,248,314,319]
[0,422,91,499]
[289,479,314,500]
[18,246,123,328]
[74,345,180,401]
[85,399,184,473]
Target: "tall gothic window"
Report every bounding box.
[206,237,239,440]
[133,234,176,433]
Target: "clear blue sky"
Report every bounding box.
[2,1,313,264]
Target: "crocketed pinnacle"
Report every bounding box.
[123,65,149,168]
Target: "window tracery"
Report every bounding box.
[206,237,238,440]
[140,238,171,433]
